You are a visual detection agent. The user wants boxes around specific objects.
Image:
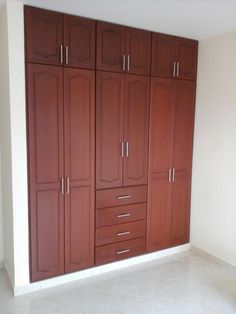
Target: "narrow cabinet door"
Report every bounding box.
[176,38,198,81]
[126,28,151,75]
[64,15,95,69]
[147,78,174,252]
[27,64,64,282]
[64,68,95,273]
[123,75,150,186]
[151,33,176,78]
[25,6,63,65]
[96,22,125,72]
[96,71,124,189]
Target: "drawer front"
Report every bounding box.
[96,220,146,246]
[95,237,146,265]
[96,185,147,209]
[96,203,146,228]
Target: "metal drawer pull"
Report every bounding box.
[121,142,124,157]
[66,177,70,194]
[116,249,130,255]
[60,45,63,64]
[117,231,130,236]
[168,168,172,183]
[61,178,64,195]
[173,61,176,77]
[176,62,180,77]
[127,54,130,71]
[117,195,131,199]
[117,213,131,218]
[65,46,69,65]
[123,54,126,71]
[172,168,175,182]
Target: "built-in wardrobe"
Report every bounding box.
[25,5,198,282]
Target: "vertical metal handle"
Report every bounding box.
[61,178,64,195]
[65,46,69,65]
[173,61,176,77]
[126,142,129,157]
[168,168,172,183]
[176,62,180,77]
[60,45,63,64]
[123,54,126,72]
[127,55,130,71]
[66,177,70,194]
[121,142,124,157]
[172,168,175,182]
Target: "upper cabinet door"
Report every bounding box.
[64,68,95,273]
[25,6,63,65]
[151,33,176,78]
[27,64,65,282]
[96,71,124,189]
[176,38,198,80]
[126,28,151,75]
[172,80,195,175]
[123,75,150,186]
[64,15,96,69]
[97,22,125,72]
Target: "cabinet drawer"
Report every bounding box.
[96,220,146,246]
[95,237,146,265]
[96,185,147,209]
[96,203,146,228]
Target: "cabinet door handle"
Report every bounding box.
[61,178,64,195]
[168,168,172,183]
[176,62,180,77]
[121,142,124,157]
[123,54,126,71]
[117,195,131,200]
[66,177,70,194]
[126,142,129,157]
[116,249,130,255]
[60,45,64,64]
[65,46,69,65]
[172,168,175,182]
[127,54,130,71]
[116,231,130,236]
[117,213,131,218]
[173,61,176,77]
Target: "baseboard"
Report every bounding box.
[0,260,4,269]
[14,243,190,296]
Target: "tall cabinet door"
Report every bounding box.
[147,78,174,252]
[126,28,151,75]
[96,72,124,189]
[123,75,150,186]
[64,15,96,69]
[96,22,126,72]
[25,6,63,65]
[64,68,95,273]
[27,64,64,282]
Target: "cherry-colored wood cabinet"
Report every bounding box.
[64,68,95,273]
[151,33,198,80]
[27,63,65,281]
[97,22,151,75]
[25,6,95,69]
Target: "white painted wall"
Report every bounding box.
[0,153,4,267]
[191,30,236,265]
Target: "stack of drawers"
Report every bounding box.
[95,185,147,265]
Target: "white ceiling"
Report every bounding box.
[2,0,236,40]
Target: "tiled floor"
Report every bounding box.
[0,249,236,313]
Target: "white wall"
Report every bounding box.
[0,153,4,266]
[191,30,236,265]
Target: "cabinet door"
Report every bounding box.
[176,38,198,81]
[147,78,174,252]
[126,28,151,75]
[27,64,64,282]
[96,71,124,189]
[96,22,125,72]
[64,15,95,69]
[64,68,95,273]
[151,33,176,78]
[170,174,191,246]
[25,6,63,65]
[123,75,150,186]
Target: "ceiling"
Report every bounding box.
[2,0,236,40]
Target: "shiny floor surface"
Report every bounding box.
[0,249,236,314]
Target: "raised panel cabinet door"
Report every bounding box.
[64,15,96,69]
[96,22,125,72]
[64,68,95,273]
[123,75,150,186]
[176,38,198,80]
[151,33,176,78]
[25,6,63,65]
[172,80,195,175]
[27,64,64,282]
[170,174,191,246]
[96,71,124,189]
[126,27,151,75]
